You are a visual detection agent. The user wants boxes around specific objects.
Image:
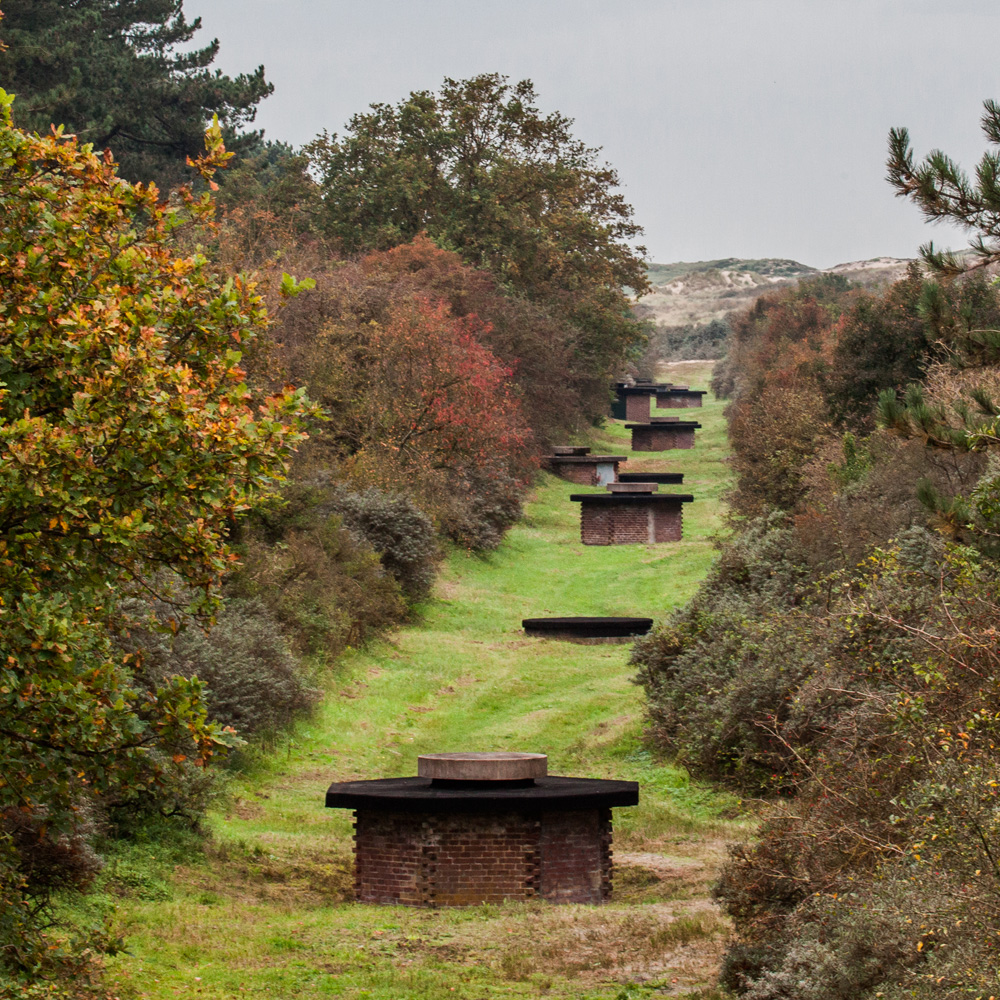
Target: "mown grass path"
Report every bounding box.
[105,362,745,1000]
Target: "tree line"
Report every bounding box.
[0,2,649,982]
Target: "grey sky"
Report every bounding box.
[192,0,1000,268]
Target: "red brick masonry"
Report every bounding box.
[546,455,626,485]
[571,494,693,544]
[656,389,706,408]
[353,808,613,905]
[624,391,656,422]
[626,422,701,451]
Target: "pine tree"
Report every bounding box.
[888,99,1000,274]
[0,0,272,189]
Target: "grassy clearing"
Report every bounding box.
[100,362,743,999]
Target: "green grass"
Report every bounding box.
[101,362,744,999]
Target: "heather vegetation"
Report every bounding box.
[635,105,1000,996]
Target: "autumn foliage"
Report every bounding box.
[0,96,310,970]
[0,54,647,981]
[345,298,531,479]
[638,261,1000,993]
[306,73,648,402]
[236,233,541,550]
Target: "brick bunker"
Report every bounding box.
[655,387,707,408]
[326,753,638,906]
[626,418,702,451]
[521,616,653,643]
[570,481,694,544]
[611,383,660,422]
[617,471,684,485]
[545,446,627,486]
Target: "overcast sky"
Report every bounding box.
[192,0,1000,269]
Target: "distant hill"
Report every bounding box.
[645,257,817,286]
[637,256,912,330]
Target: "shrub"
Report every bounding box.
[274,277,537,553]
[324,487,438,600]
[727,375,831,517]
[230,512,407,658]
[0,807,106,978]
[217,233,548,558]
[724,893,912,999]
[711,279,852,516]
[659,533,1000,996]
[1,805,102,909]
[650,317,731,362]
[434,462,525,551]
[633,514,820,788]
[824,263,931,431]
[0,106,309,974]
[649,244,1000,998]
[126,598,319,737]
[353,235,595,440]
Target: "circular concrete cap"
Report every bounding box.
[552,446,591,456]
[607,482,658,493]
[418,752,548,781]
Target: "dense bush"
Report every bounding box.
[125,598,319,737]
[711,273,854,402]
[633,515,818,790]
[712,270,1000,519]
[432,462,525,552]
[324,487,438,600]
[640,253,1000,995]
[0,106,310,973]
[230,514,407,659]
[349,235,598,441]
[227,234,541,554]
[649,317,732,362]
[639,523,1000,994]
[823,263,929,429]
[711,277,852,516]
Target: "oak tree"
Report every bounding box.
[307,74,649,393]
[0,95,309,970]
